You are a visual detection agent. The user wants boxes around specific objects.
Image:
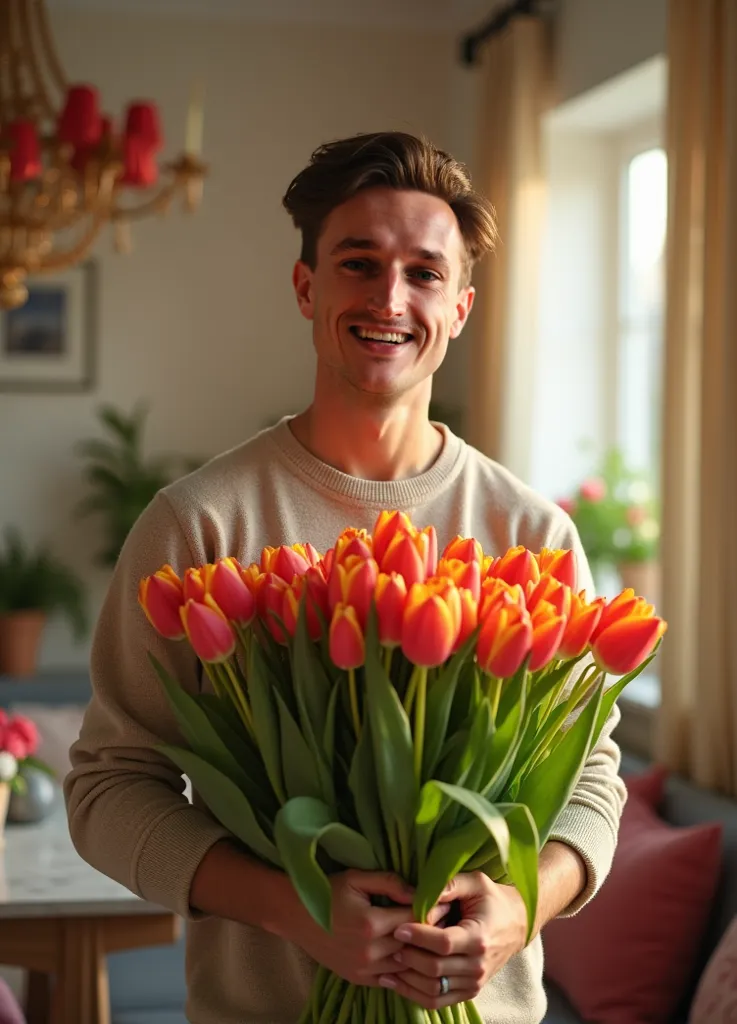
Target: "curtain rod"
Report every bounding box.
[460,0,544,65]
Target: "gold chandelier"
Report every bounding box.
[0,0,207,309]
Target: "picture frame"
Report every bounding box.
[0,261,98,393]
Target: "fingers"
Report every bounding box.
[349,871,414,904]
[437,871,490,902]
[394,922,478,956]
[379,971,478,1009]
[393,947,480,978]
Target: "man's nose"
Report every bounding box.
[367,269,407,318]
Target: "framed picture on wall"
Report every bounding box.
[0,261,97,392]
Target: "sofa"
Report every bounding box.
[3,673,736,1024]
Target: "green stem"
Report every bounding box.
[221,659,256,740]
[335,983,356,1024]
[348,668,362,739]
[316,971,344,1024]
[387,820,402,873]
[413,666,428,785]
[384,646,394,676]
[202,662,224,699]
[464,1000,484,1024]
[487,674,502,722]
[404,663,422,716]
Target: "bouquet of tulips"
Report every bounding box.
[138,511,666,1024]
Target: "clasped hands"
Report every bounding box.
[289,869,529,1011]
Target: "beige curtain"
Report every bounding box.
[467,15,551,478]
[656,0,737,795]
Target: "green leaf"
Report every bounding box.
[591,645,661,750]
[247,641,286,803]
[423,632,477,778]
[149,653,253,794]
[274,797,378,932]
[483,670,531,802]
[364,608,418,830]
[413,816,489,922]
[158,744,281,867]
[274,689,323,801]
[496,803,540,943]
[195,693,272,796]
[516,679,603,844]
[323,681,340,771]
[22,755,55,778]
[291,596,335,807]
[440,700,494,836]
[348,717,388,869]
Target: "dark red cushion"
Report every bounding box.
[543,791,722,1024]
[622,763,669,808]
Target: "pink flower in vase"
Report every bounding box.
[580,478,607,502]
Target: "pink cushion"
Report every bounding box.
[689,915,737,1023]
[623,763,669,808]
[543,791,722,1024]
[0,979,25,1024]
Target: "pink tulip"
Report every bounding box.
[180,597,236,663]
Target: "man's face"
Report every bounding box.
[292,187,475,401]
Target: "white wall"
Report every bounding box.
[1,9,465,670]
[554,0,668,103]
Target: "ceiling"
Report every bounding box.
[47,0,500,32]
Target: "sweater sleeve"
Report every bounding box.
[544,516,628,916]
[64,493,231,919]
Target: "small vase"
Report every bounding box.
[0,782,9,851]
[617,561,661,609]
[0,611,46,677]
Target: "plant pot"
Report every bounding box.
[617,561,661,609]
[0,782,9,851]
[0,611,46,677]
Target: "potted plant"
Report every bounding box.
[0,528,88,677]
[76,402,202,567]
[0,710,54,844]
[557,449,661,605]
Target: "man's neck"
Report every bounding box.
[288,389,443,482]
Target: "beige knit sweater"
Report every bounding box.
[65,417,626,1024]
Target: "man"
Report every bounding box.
[65,131,626,1024]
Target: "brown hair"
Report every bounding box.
[282,131,497,287]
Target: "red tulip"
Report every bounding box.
[260,544,311,583]
[180,597,236,663]
[258,572,290,642]
[183,566,208,603]
[479,577,524,620]
[455,587,478,650]
[593,614,666,675]
[209,558,256,626]
[437,557,481,601]
[329,603,365,669]
[526,575,571,619]
[329,556,378,626]
[374,572,408,647]
[558,593,604,659]
[282,566,330,640]
[441,535,483,565]
[138,566,185,640]
[477,596,532,677]
[401,578,461,667]
[536,548,577,590]
[591,589,644,642]
[333,528,373,565]
[528,600,567,671]
[486,546,541,589]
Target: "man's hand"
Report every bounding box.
[274,870,449,988]
[378,872,527,1009]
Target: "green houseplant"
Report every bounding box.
[0,528,88,677]
[76,402,202,568]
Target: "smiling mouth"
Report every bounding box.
[350,326,414,345]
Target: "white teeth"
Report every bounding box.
[355,328,410,343]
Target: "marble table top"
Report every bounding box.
[0,796,170,920]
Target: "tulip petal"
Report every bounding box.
[593,616,666,675]
[139,573,185,640]
[181,599,236,662]
[329,604,365,669]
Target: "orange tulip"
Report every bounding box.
[593,613,666,675]
[437,557,481,601]
[183,566,209,603]
[372,510,415,563]
[477,596,532,677]
[260,544,311,583]
[535,548,577,590]
[529,599,567,671]
[209,557,256,626]
[138,566,185,640]
[329,603,365,669]
[558,593,604,659]
[455,587,479,650]
[442,535,483,565]
[180,597,236,663]
[240,561,263,595]
[591,588,648,641]
[487,546,541,589]
[374,572,407,647]
[380,527,436,588]
[479,577,525,620]
[401,578,461,667]
[526,575,572,619]
[328,556,379,625]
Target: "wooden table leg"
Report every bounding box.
[52,919,110,1024]
[24,971,51,1024]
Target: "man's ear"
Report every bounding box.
[449,286,475,339]
[293,261,315,320]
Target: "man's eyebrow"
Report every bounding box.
[330,238,452,274]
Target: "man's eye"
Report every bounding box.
[411,269,439,282]
[342,259,368,272]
